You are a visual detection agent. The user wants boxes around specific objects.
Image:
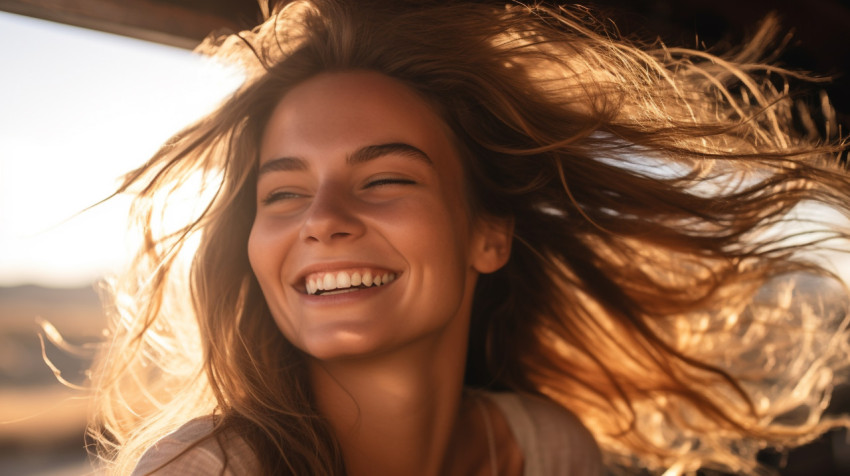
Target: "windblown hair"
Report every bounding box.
[89,1,850,474]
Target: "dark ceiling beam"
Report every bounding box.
[1,0,847,127]
[0,0,261,49]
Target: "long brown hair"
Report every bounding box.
[90,1,850,474]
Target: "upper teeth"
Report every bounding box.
[306,269,397,295]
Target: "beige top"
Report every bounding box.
[132,392,602,475]
[130,417,259,476]
[483,392,602,476]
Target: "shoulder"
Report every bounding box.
[131,417,258,476]
[520,393,603,476]
[484,391,603,476]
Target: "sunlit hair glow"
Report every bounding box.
[89,1,850,474]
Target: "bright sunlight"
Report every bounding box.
[0,11,242,287]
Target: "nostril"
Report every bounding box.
[305,231,352,242]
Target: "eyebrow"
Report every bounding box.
[258,142,432,176]
[348,143,432,166]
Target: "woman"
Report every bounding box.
[89,1,850,474]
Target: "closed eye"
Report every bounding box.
[262,190,307,205]
[365,178,417,188]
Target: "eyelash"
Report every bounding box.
[365,177,417,188]
[262,191,303,205]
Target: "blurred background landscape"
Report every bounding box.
[1,0,849,475]
[0,285,103,475]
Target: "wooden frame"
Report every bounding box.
[0,0,261,49]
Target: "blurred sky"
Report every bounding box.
[0,12,241,287]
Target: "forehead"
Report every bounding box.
[259,71,457,163]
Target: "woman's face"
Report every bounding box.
[248,71,509,360]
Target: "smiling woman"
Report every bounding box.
[249,72,507,363]
[88,1,850,475]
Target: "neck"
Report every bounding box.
[309,322,472,475]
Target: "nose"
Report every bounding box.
[299,185,366,243]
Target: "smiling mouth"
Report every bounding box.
[304,269,398,296]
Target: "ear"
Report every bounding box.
[470,216,514,274]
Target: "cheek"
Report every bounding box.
[246,223,265,280]
[247,221,301,338]
[247,219,286,288]
[403,205,476,333]
[382,194,470,256]
[401,200,473,284]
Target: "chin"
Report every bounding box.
[292,324,392,361]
